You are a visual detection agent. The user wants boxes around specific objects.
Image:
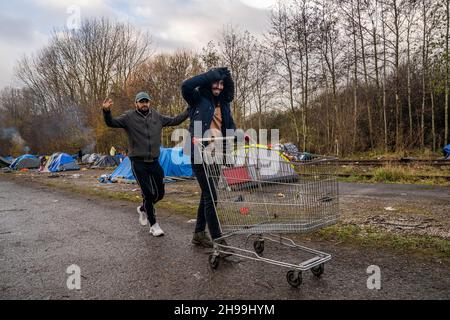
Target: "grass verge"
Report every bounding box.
[311,223,450,261]
[337,165,450,186]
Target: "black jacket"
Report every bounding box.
[103,108,188,160]
[181,69,236,158]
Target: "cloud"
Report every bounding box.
[128,0,271,51]
[0,0,273,88]
[0,14,35,46]
[32,0,106,9]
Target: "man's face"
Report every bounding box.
[135,99,150,112]
[211,80,224,96]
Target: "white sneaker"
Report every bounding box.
[137,206,148,226]
[149,223,164,237]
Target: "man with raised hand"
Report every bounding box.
[102,91,189,236]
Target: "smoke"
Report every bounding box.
[82,141,96,154]
[1,127,30,153]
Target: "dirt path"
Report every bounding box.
[0,177,449,299]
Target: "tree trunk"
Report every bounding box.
[445,0,449,146]
[430,81,435,152]
[421,0,427,150]
[407,21,413,145]
[351,0,359,152]
[357,0,373,150]
[382,2,388,152]
[393,0,401,151]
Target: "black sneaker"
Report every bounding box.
[191,231,213,248]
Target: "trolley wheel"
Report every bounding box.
[253,240,264,254]
[209,254,220,269]
[286,270,302,288]
[311,263,324,277]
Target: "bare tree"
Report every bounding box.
[446,0,449,147]
[267,2,301,144]
[218,25,255,128]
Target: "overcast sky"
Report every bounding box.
[0,0,276,89]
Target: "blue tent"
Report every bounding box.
[110,147,193,182]
[110,156,135,181]
[10,154,40,170]
[47,153,80,172]
[0,156,13,168]
[159,147,193,177]
[444,144,450,158]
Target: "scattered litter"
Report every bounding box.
[132,189,139,192]
[401,193,407,196]
[81,168,88,171]
[318,196,333,202]
[71,174,81,179]
[277,193,286,198]
[188,219,197,224]
[384,207,397,211]
[53,200,59,203]
[98,174,112,183]
[240,207,250,215]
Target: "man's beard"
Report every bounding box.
[138,107,149,115]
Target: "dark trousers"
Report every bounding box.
[192,163,221,239]
[131,159,165,226]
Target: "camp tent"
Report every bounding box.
[93,155,118,168]
[42,153,80,172]
[86,153,100,164]
[109,147,193,182]
[81,154,91,164]
[9,154,40,170]
[444,144,450,159]
[217,145,298,190]
[234,144,298,182]
[110,156,135,181]
[159,147,193,177]
[0,156,12,168]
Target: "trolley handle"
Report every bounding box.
[193,136,236,144]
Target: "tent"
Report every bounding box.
[9,154,40,170]
[0,156,12,168]
[444,144,450,159]
[219,145,298,190]
[93,155,118,168]
[110,156,135,181]
[235,144,298,182]
[108,147,193,182]
[81,154,91,164]
[159,147,193,177]
[85,153,100,164]
[42,153,80,172]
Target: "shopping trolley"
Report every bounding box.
[195,137,339,288]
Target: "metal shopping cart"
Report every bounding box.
[195,137,339,288]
